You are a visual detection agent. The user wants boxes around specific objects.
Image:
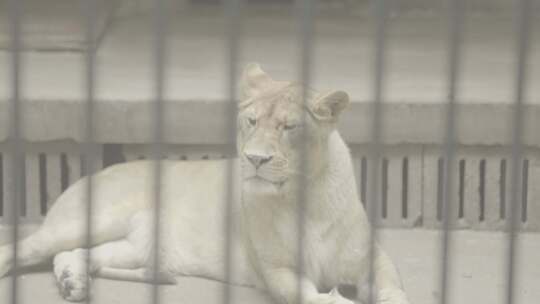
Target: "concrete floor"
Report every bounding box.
[0,228,539,304]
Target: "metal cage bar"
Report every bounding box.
[439,0,465,303]
[295,0,315,303]
[82,0,98,303]
[366,0,389,303]
[1,1,536,304]
[7,0,23,303]
[222,0,243,304]
[505,0,533,303]
[151,0,169,304]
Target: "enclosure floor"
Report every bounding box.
[0,228,538,304]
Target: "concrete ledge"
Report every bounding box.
[0,0,117,52]
[0,100,539,147]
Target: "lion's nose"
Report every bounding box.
[245,153,273,168]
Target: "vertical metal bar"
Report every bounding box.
[439,0,464,303]
[222,0,242,304]
[151,0,168,303]
[506,0,532,303]
[366,0,389,303]
[296,0,315,303]
[82,0,97,303]
[7,0,22,303]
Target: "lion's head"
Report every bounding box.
[237,63,349,194]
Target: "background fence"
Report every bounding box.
[0,141,538,231]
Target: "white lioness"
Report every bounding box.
[0,64,409,304]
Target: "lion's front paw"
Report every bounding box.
[307,288,356,304]
[57,269,90,302]
[376,288,410,304]
[54,249,90,302]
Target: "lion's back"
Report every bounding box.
[42,159,239,233]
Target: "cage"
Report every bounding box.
[0,0,538,304]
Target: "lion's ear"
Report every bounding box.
[310,90,350,122]
[240,63,275,100]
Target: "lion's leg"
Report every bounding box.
[356,246,410,304]
[53,239,144,302]
[95,267,176,284]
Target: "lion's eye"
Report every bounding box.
[247,118,257,126]
[284,124,298,131]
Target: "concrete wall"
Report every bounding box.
[0,101,538,231]
[0,0,117,51]
[1,101,539,147]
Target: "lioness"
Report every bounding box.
[0,64,410,304]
